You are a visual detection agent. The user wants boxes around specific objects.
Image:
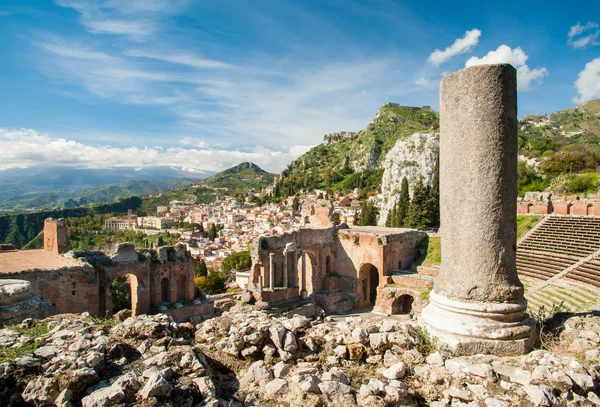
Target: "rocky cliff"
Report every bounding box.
[379,132,439,226]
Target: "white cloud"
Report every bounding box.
[465,45,548,91]
[415,77,438,89]
[573,58,600,104]
[428,29,481,65]
[568,22,599,49]
[0,128,311,173]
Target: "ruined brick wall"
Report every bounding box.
[300,199,334,229]
[43,219,68,255]
[3,266,99,316]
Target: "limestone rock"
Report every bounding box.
[265,378,288,395]
[379,132,439,226]
[81,385,125,407]
[22,377,60,407]
[383,362,406,379]
[139,373,172,399]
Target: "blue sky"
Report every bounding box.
[0,0,599,173]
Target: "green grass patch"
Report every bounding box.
[0,339,44,363]
[5,321,50,338]
[416,236,441,267]
[89,316,119,327]
[516,215,543,239]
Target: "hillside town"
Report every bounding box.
[101,189,369,271]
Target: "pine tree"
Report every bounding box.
[292,197,299,211]
[406,178,430,230]
[359,200,378,226]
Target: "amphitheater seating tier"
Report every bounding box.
[517,216,600,287]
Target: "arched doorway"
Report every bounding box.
[108,274,140,316]
[161,277,170,303]
[392,294,414,314]
[359,263,379,306]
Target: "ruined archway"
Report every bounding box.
[359,263,379,305]
[392,294,414,314]
[107,274,140,316]
[161,277,170,303]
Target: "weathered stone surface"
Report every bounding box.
[81,385,125,407]
[420,63,535,356]
[138,373,172,399]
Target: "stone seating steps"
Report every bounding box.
[517,216,600,283]
[523,276,600,313]
[567,259,600,287]
[516,250,579,280]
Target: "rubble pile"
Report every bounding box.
[0,308,599,406]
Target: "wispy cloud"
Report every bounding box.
[568,22,599,49]
[125,49,234,70]
[54,0,187,41]
[428,28,481,65]
[466,45,548,91]
[0,128,311,173]
[573,58,600,104]
[34,34,420,151]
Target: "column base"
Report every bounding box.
[300,290,308,300]
[420,290,537,356]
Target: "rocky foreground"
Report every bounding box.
[0,306,599,407]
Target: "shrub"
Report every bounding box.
[195,270,226,295]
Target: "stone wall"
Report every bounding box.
[43,218,68,255]
[3,265,99,316]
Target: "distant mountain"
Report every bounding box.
[0,165,214,212]
[204,162,276,194]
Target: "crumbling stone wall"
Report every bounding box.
[43,218,68,255]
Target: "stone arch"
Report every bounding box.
[359,263,379,305]
[392,294,414,314]
[161,277,170,303]
[587,203,593,216]
[567,203,573,215]
[102,273,141,317]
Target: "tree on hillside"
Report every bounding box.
[198,222,205,235]
[196,259,208,277]
[395,177,410,227]
[292,197,300,212]
[221,251,252,274]
[208,224,218,241]
[406,178,431,230]
[359,200,378,226]
[426,157,440,228]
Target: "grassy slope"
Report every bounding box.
[280,104,439,192]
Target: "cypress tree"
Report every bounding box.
[427,155,440,228]
[406,178,430,230]
[397,177,410,227]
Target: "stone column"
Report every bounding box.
[283,251,288,288]
[269,253,275,291]
[420,64,535,356]
[293,250,299,287]
[300,250,308,299]
[258,275,263,292]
